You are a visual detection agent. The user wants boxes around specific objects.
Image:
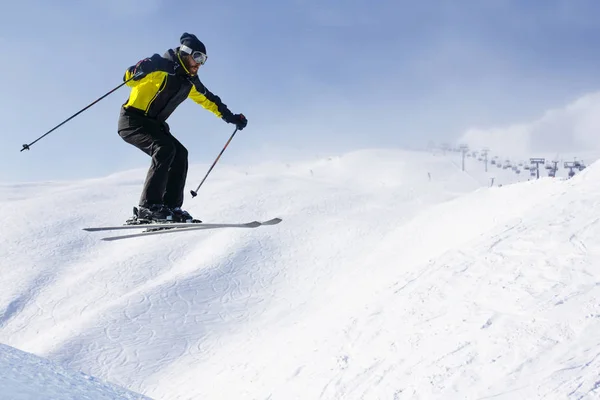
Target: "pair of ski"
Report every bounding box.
[83,218,282,241]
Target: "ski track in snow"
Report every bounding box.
[1,150,600,399]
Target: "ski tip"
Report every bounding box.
[247,218,282,228]
[262,218,283,225]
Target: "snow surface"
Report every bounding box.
[0,343,148,399]
[1,149,599,399]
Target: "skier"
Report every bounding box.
[118,32,247,223]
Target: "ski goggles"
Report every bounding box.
[180,44,207,65]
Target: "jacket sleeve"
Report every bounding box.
[123,54,175,87]
[188,78,233,121]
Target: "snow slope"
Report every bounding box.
[0,149,599,399]
[0,343,147,399]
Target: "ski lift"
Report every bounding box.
[515,169,521,174]
[524,165,530,170]
[491,159,496,165]
[530,170,536,177]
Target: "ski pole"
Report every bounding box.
[190,127,238,198]
[20,74,139,152]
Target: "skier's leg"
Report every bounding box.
[163,134,189,209]
[118,119,177,208]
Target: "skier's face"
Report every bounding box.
[182,54,201,76]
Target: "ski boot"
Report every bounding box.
[125,205,174,225]
[170,207,202,223]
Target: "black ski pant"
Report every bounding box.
[118,108,188,209]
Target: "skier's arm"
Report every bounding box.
[123,54,175,87]
[123,67,142,87]
[188,79,233,120]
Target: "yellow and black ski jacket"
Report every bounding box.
[122,48,233,123]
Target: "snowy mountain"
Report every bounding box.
[1,149,599,399]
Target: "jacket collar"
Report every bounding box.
[164,48,192,76]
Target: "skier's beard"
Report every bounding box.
[182,56,200,76]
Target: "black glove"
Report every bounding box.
[228,113,247,130]
[132,58,156,80]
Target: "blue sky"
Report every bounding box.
[2,0,600,182]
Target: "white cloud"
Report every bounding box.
[458,91,600,157]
